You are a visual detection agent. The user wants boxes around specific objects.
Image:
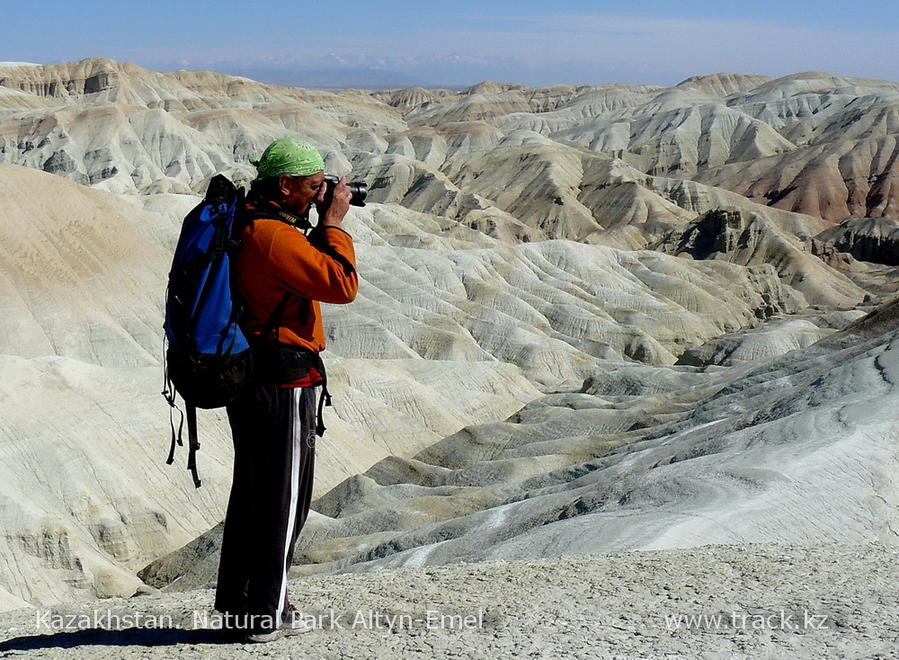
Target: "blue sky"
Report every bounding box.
[4,1,898,87]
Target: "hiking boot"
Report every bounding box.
[283,602,313,635]
[244,627,283,644]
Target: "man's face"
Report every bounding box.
[280,172,325,215]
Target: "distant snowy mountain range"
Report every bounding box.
[154,53,649,89]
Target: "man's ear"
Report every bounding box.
[277,174,294,198]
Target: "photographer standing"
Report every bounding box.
[213,138,358,643]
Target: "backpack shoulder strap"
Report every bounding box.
[259,292,291,343]
[185,403,201,488]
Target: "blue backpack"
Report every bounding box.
[162,175,252,488]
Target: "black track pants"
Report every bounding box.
[214,385,316,627]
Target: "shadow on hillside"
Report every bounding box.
[0,627,235,651]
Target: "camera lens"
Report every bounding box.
[322,174,367,208]
[347,182,367,207]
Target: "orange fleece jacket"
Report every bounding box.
[236,216,358,352]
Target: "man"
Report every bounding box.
[213,138,357,643]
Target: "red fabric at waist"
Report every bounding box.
[276,366,324,388]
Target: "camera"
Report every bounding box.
[321,173,367,209]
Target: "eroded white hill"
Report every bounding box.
[0,163,831,611]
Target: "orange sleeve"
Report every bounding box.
[265,224,359,304]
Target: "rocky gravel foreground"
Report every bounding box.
[0,543,896,659]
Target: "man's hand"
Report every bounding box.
[320,176,352,228]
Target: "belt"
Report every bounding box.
[249,339,333,437]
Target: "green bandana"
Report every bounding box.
[250,138,325,179]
